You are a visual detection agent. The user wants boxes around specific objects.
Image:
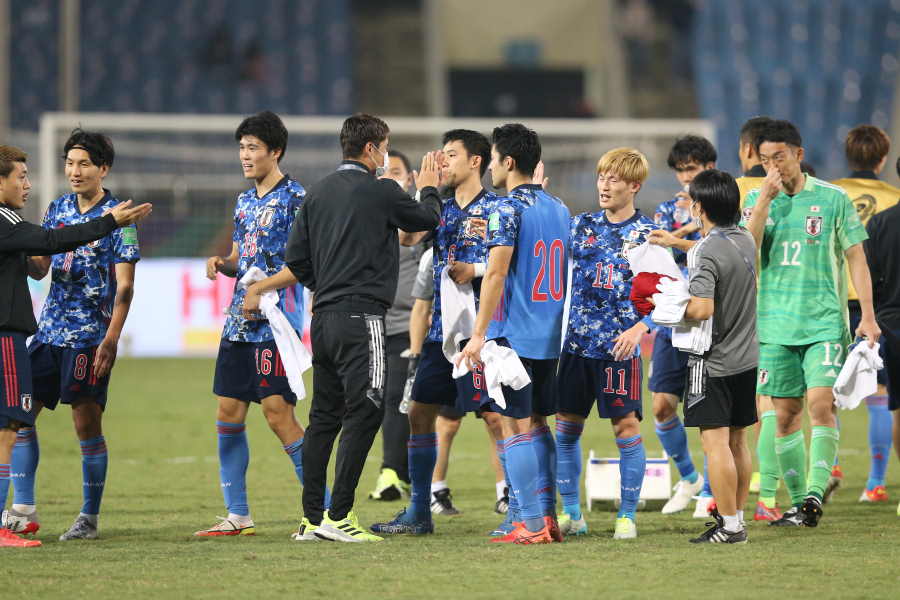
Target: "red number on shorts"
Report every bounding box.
[593,262,615,289]
[255,348,273,375]
[532,239,565,302]
[603,367,628,395]
[73,353,89,380]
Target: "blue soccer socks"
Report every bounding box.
[407,433,438,520]
[0,463,10,510]
[79,436,108,516]
[217,421,249,517]
[283,437,305,485]
[700,455,713,497]
[555,418,584,520]
[866,396,892,489]
[531,424,557,517]
[11,427,39,506]
[505,432,544,533]
[616,435,646,520]
[654,416,697,482]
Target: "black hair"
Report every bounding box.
[666,135,717,169]
[63,128,115,168]
[235,111,288,162]
[800,161,817,177]
[689,169,740,227]
[739,116,774,145]
[754,119,802,153]
[896,155,900,179]
[491,123,541,177]
[442,129,491,177]
[340,113,390,159]
[388,149,411,174]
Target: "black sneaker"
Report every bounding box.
[494,487,509,514]
[800,496,823,527]
[690,524,748,544]
[769,506,804,527]
[430,488,461,516]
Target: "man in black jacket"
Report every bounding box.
[0,145,150,548]
[243,114,441,542]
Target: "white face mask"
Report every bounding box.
[372,146,389,177]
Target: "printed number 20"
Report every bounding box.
[532,239,565,302]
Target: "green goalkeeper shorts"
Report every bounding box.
[757,338,850,398]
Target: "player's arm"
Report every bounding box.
[400,230,428,246]
[206,242,238,279]
[846,242,881,345]
[684,297,714,321]
[409,298,432,355]
[746,168,782,249]
[684,251,716,321]
[27,255,51,280]
[647,229,697,251]
[94,261,136,378]
[242,266,299,320]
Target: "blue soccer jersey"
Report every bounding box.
[426,190,500,343]
[564,210,656,360]
[34,191,141,347]
[223,175,306,343]
[485,184,571,359]
[653,196,701,266]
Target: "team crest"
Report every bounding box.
[258,207,276,228]
[21,393,32,412]
[758,369,769,385]
[805,215,823,237]
[463,217,487,240]
[742,207,753,221]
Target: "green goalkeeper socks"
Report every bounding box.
[757,411,779,506]
[807,426,840,501]
[775,430,807,506]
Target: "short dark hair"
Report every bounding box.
[754,119,802,153]
[689,169,740,227]
[845,125,891,171]
[63,128,114,168]
[235,111,288,162]
[442,129,491,177]
[739,116,774,146]
[0,145,27,178]
[388,149,411,174]
[340,113,390,159]
[801,161,817,177]
[666,135,717,169]
[491,123,541,177]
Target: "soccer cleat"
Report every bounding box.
[315,512,383,542]
[544,515,563,543]
[769,506,804,527]
[494,488,509,514]
[753,501,783,522]
[823,465,843,504]
[59,516,99,541]
[557,512,588,536]
[1,508,40,535]
[490,522,553,545]
[490,510,520,537]
[859,485,889,503]
[613,517,637,539]
[690,524,748,544]
[368,468,408,502]
[692,496,714,518]
[749,471,761,493]
[431,488,461,515]
[193,516,255,537]
[0,527,41,548]
[370,508,434,535]
[290,518,320,541]
[662,474,705,514]
[800,496,823,527]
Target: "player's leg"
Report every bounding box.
[371,333,411,501]
[754,393,783,520]
[862,383,891,502]
[483,411,508,513]
[431,409,462,515]
[0,426,39,547]
[699,427,737,520]
[554,352,593,534]
[526,359,560,536]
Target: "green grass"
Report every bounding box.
[5,358,900,599]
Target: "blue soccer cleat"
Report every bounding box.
[370,508,434,535]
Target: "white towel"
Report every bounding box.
[625,241,685,282]
[833,343,884,410]
[650,277,691,326]
[451,340,531,409]
[238,267,312,400]
[439,266,477,362]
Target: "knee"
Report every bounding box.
[439,416,462,436]
[408,403,436,434]
[652,394,676,422]
[216,400,245,424]
[613,417,640,440]
[262,406,295,433]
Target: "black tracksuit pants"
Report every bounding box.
[380,332,411,482]
[302,311,386,524]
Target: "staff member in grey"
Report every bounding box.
[243,114,441,542]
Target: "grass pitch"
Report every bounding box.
[4,358,899,599]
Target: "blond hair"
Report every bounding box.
[596,147,649,184]
[0,145,27,178]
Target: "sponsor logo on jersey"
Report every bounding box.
[806,215,823,236]
[20,394,31,412]
[758,369,769,385]
[258,207,276,228]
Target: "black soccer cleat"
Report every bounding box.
[769,506,804,527]
[690,524,748,544]
[431,488,461,516]
[800,496,823,527]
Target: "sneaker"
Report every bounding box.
[544,515,563,543]
[490,522,553,545]
[823,465,843,504]
[0,528,41,548]
[613,517,637,539]
[59,516,99,541]
[431,488,461,516]
[489,510,520,537]
[692,496,714,518]
[690,523,748,544]
[662,475,704,514]
[859,485,889,503]
[315,511,383,542]
[749,471,761,494]
[557,512,588,536]
[290,518,320,541]
[769,506,804,527]
[368,468,407,502]
[800,496,823,527]
[1,508,40,535]
[370,508,434,535]
[194,516,255,537]
[494,488,509,514]
[753,501,783,522]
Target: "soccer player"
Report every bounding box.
[194,111,312,538]
[650,136,714,515]
[7,130,139,541]
[458,123,570,545]
[371,129,506,535]
[831,125,899,503]
[555,148,655,539]
[0,144,151,548]
[735,116,772,203]
[744,119,880,527]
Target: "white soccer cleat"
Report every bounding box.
[662,474,705,514]
[613,517,637,539]
[693,496,714,519]
[1,508,40,535]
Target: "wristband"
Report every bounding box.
[474,263,486,277]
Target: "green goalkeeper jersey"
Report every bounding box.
[741,175,867,345]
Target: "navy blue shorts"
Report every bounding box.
[0,331,36,428]
[493,339,558,419]
[881,327,900,410]
[213,338,297,404]
[412,341,497,414]
[649,328,688,396]
[557,351,643,420]
[29,341,110,410]
[849,303,888,386]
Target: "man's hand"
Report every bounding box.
[94,336,118,378]
[242,284,264,321]
[759,167,783,203]
[206,256,226,280]
[648,229,679,248]
[532,161,549,189]
[107,199,153,226]
[448,261,475,284]
[856,317,882,349]
[456,334,485,371]
[612,323,647,361]
[414,151,442,190]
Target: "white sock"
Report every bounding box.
[737,509,744,524]
[431,480,448,495]
[496,480,506,500]
[79,512,99,526]
[722,514,741,533]
[227,512,251,524]
[11,504,36,516]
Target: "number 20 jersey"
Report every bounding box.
[486,183,570,359]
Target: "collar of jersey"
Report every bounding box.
[337,160,371,174]
[250,174,290,200]
[849,170,878,180]
[599,208,642,228]
[449,188,487,211]
[68,189,114,215]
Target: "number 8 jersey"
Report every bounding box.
[742,175,867,345]
[486,183,570,359]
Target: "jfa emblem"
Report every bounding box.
[758,369,769,385]
[742,207,753,221]
[258,207,276,228]
[806,216,823,237]
[21,394,32,412]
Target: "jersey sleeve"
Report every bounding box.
[112,224,141,263]
[232,198,243,243]
[835,190,868,251]
[486,199,519,248]
[654,199,676,231]
[40,201,55,230]
[738,190,759,228]
[688,250,718,299]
